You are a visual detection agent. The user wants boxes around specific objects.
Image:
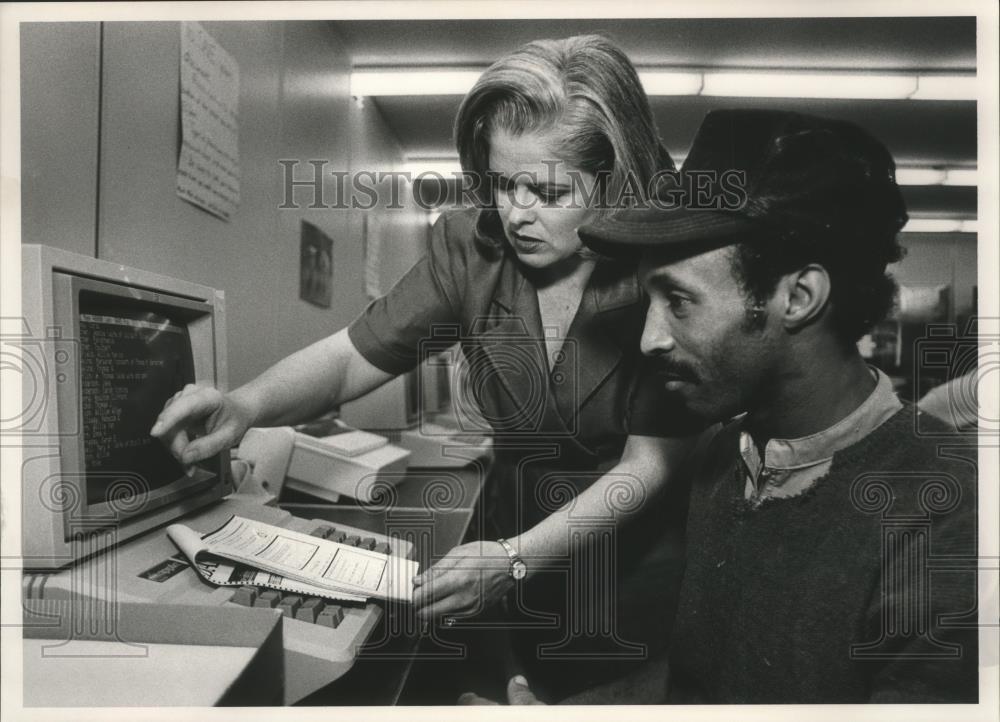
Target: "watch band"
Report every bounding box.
[496,538,527,580]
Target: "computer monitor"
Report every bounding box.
[17,245,231,570]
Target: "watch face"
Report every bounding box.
[512,561,527,580]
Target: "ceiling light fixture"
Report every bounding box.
[903,218,978,233]
[700,71,918,100]
[942,168,978,186]
[637,71,703,95]
[403,160,463,177]
[351,69,976,101]
[895,167,977,186]
[351,69,481,97]
[910,74,979,101]
[895,168,947,185]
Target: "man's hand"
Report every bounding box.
[411,541,513,622]
[506,675,545,704]
[457,676,546,705]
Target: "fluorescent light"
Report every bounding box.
[903,219,960,232]
[351,68,977,101]
[351,69,481,97]
[638,71,703,95]
[701,71,918,100]
[895,167,977,186]
[896,168,947,186]
[403,160,462,177]
[911,75,978,101]
[944,168,978,186]
[902,218,977,233]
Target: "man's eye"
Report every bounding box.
[667,294,691,314]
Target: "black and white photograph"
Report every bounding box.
[1,1,997,718]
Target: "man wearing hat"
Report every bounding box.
[461,109,978,705]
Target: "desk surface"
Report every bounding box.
[23,640,258,707]
[283,464,486,705]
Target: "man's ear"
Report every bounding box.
[780,263,831,331]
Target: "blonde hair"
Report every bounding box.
[455,34,670,224]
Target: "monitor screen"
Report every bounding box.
[78,290,196,506]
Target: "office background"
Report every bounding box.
[20,17,978,392]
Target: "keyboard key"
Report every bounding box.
[373,542,392,555]
[343,535,361,547]
[295,597,326,623]
[230,586,258,606]
[309,525,334,538]
[358,537,377,551]
[254,590,281,609]
[317,605,344,628]
[278,595,303,618]
[321,527,339,539]
[329,531,348,544]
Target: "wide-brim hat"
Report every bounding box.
[578,109,908,258]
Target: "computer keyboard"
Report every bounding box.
[22,508,416,704]
[220,517,414,702]
[227,523,392,629]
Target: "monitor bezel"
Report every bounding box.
[51,272,226,542]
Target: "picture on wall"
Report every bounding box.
[299,220,333,308]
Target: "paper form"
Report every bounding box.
[168,515,417,603]
[177,22,241,220]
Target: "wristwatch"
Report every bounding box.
[497,538,527,581]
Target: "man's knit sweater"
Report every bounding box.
[667,404,978,703]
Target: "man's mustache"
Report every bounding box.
[651,358,699,383]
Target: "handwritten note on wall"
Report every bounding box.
[177,22,241,221]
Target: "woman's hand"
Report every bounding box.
[150,384,258,468]
[412,541,513,622]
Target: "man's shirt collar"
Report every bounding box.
[739,367,903,497]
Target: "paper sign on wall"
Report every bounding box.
[177,22,241,221]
